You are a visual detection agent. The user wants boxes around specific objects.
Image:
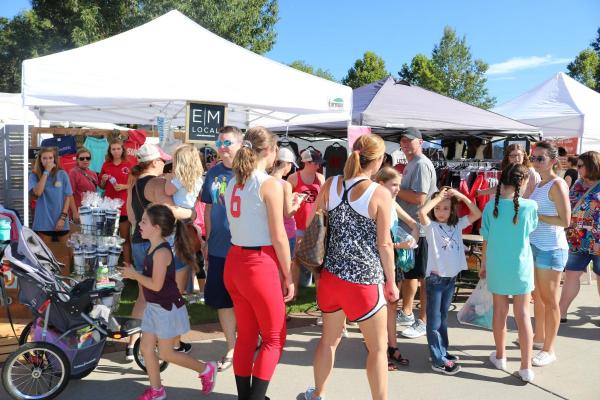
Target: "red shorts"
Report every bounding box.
[317,269,386,322]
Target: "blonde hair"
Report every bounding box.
[33,147,62,181]
[173,144,204,193]
[343,134,385,180]
[374,166,400,183]
[232,126,277,185]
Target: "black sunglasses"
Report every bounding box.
[78,156,91,161]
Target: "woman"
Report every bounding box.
[29,147,73,244]
[100,139,133,264]
[559,151,600,322]
[270,147,302,279]
[125,143,194,361]
[478,144,540,199]
[563,156,579,189]
[305,134,398,400]
[223,127,294,400]
[68,148,98,222]
[528,141,570,367]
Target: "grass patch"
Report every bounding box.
[117,280,317,325]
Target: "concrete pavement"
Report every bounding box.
[1,284,598,399]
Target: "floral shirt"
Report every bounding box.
[566,179,600,255]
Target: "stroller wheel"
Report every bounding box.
[133,337,169,373]
[2,342,70,400]
[18,321,34,346]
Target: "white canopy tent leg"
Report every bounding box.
[23,106,29,226]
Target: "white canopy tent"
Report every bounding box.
[20,10,352,224]
[493,72,600,152]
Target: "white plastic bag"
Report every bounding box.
[457,279,493,330]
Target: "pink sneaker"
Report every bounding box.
[199,361,217,394]
[137,386,166,400]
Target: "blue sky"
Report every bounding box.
[1,0,598,105]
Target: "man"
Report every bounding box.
[201,126,243,371]
[396,128,437,339]
[287,149,326,288]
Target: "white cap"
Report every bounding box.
[278,147,298,168]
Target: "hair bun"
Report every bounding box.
[242,140,253,149]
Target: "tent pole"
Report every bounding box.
[23,106,29,227]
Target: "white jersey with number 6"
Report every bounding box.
[225,169,273,247]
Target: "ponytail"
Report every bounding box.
[232,145,258,185]
[343,150,362,180]
[131,160,153,177]
[512,181,521,224]
[174,220,196,267]
[493,181,501,219]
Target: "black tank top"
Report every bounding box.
[131,175,154,243]
[142,242,184,310]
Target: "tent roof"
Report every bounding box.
[21,10,351,128]
[274,77,539,138]
[492,72,600,143]
[0,93,39,125]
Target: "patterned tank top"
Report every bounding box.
[324,179,383,285]
[529,178,568,250]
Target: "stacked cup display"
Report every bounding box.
[93,209,106,236]
[104,209,118,236]
[79,206,93,234]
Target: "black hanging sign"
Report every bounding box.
[185,102,227,143]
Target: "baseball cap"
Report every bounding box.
[278,147,298,168]
[402,127,423,140]
[300,149,325,165]
[137,143,172,163]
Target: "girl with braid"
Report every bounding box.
[480,163,539,383]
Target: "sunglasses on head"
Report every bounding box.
[215,139,233,148]
[78,156,91,161]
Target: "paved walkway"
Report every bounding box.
[1,284,598,399]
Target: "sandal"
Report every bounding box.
[217,355,233,371]
[387,346,409,366]
[387,361,399,371]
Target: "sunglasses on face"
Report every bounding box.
[78,156,91,161]
[215,139,233,148]
[531,156,547,162]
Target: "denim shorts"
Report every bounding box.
[132,241,187,273]
[141,302,190,339]
[565,251,600,275]
[530,244,568,271]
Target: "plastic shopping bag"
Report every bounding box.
[457,279,493,330]
[393,225,416,272]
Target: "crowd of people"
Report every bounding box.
[27,127,600,400]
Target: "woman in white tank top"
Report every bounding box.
[529,141,571,367]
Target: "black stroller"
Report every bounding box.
[0,227,166,400]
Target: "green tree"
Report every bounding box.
[567,48,599,91]
[399,26,496,109]
[341,51,389,89]
[0,1,279,92]
[288,60,336,81]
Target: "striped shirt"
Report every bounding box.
[529,178,568,250]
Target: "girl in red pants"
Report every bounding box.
[224,126,295,400]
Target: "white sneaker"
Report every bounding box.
[400,319,426,338]
[316,317,323,326]
[518,368,535,382]
[489,351,507,371]
[396,310,415,327]
[532,351,557,367]
[341,327,348,338]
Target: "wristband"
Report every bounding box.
[43,170,50,175]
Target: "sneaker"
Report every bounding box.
[304,387,324,400]
[560,317,568,324]
[341,328,349,338]
[429,353,460,362]
[518,368,535,382]
[125,347,134,362]
[174,341,192,353]
[396,310,415,327]
[532,351,557,367]
[316,317,323,326]
[199,361,217,394]
[489,351,507,371]
[400,319,426,338]
[431,360,461,375]
[137,386,166,400]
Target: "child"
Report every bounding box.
[418,186,481,375]
[480,163,538,383]
[375,167,418,370]
[164,144,204,209]
[120,204,217,399]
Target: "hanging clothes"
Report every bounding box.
[83,136,109,173]
[323,144,347,178]
[40,135,77,156]
[124,129,147,165]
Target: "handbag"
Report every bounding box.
[294,198,329,275]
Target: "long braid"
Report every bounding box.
[493,181,502,219]
[512,180,521,224]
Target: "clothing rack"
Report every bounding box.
[29,127,186,147]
